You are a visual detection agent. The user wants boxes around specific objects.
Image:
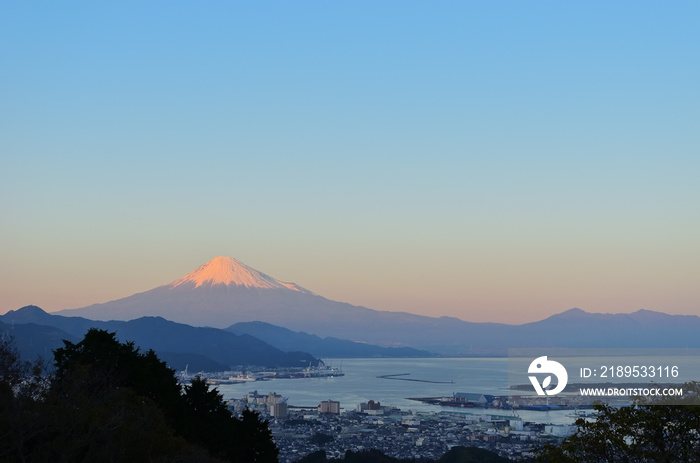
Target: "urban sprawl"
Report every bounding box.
[228,390,576,462]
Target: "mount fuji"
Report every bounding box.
[169,256,314,294]
[55,256,700,354]
[56,256,472,351]
[56,256,373,328]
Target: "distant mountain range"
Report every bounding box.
[0,319,79,361]
[1,306,435,370]
[53,256,700,354]
[1,306,317,371]
[226,321,434,358]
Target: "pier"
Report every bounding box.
[376,373,454,384]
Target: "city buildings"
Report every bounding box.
[318,399,340,415]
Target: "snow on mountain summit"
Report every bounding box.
[170,256,313,293]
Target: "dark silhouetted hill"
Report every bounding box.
[227,321,436,358]
[1,306,317,370]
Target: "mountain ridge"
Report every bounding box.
[226,321,436,358]
[51,257,700,354]
[1,306,318,370]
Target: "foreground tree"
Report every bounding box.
[1,329,279,462]
[334,447,508,463]
[537,384,700,462]
[180,376,278,462]
[438,446,511,463]
[0,336,47,461]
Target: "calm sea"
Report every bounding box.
[216,357,577,425]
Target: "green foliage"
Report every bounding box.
[33,385,209,462]
[0,336,27,386]
[0,329,279,462]
[53,329,184,424]
[537,385,700,463]
[177,376,278,462]
[338,449,447,463]
[310,432,335,446]
[438,446,511,463]
[297,450,329,463]
[233,408,280,463]
[343,449,402,463]
[0,336,48,461]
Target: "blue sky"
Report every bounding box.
[2,2,699,323]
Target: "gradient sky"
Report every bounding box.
[1,2,699,324]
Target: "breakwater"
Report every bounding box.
[377,373,454,384]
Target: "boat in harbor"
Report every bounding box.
[274,361,345,379]
[230,372,260,382]
[205,371,268,385]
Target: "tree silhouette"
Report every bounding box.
[234,407,279,463]
[537,383,700,463]
[1,329,279,462]
[0,336,43,461]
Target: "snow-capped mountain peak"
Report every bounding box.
[169,256,312,293]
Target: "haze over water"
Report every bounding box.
[218,358,573,425]
[217,355,700,426]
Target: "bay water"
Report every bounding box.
[217,357,578,425]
